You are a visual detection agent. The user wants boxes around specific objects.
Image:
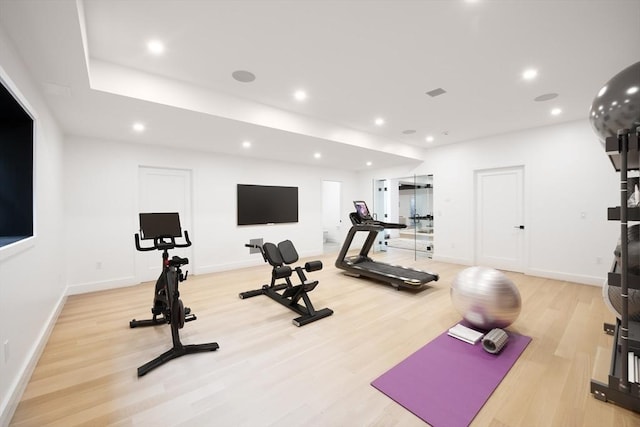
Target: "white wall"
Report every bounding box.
[359,120,620,286]
[0,26,66,426]
[63,136,360,294]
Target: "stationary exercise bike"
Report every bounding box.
[131,212,219,377]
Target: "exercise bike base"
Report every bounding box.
[137,342,220,377]
[130,313,197,328]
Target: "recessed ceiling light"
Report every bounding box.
[314,152,321,159]
[534,93,558,102]
[426,136,434,143]
[242,141,251,148]
[550,107,562,116]
[232,70,256,83]
[294,90,307,101]
[374,117,385,126]
[133,122,145,132]
[522,68,538,80]
[627,86,639,95]
[147,40,165,55]
[366,161,372,166]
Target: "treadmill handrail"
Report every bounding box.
[362,220,406,229]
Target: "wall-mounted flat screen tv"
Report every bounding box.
[237,184,299,226]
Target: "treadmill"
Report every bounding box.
[335,200,439,290]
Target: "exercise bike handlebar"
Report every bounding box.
[135,230,192,252]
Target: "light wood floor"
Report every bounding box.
[9,249,640,426]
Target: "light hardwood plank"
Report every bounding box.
[9,248,640,426]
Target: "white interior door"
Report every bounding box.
[137,166,193,282]
[475,166,525,272]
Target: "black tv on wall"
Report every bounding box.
[237,184,298,226]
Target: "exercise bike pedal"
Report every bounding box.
[184,306,197,321]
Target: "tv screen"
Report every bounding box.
[237,184,298,225]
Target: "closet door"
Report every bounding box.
[475,166,525,272]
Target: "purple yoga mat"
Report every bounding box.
[371,327,531,427]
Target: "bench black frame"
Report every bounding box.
[240,240,333,326]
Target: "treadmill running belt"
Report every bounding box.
[350,260,436,282]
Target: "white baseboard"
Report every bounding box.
[430,257,605,287]
[524,268,605,287]
[432,254,473,266]
[65,275,137,295]
[195,250,324,276]
[0,292,66,427]
[195,259,262,275]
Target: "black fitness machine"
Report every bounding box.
[240,240,333,326]
[131,212,219,376]
[335,200,439,290]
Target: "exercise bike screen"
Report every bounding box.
[139,212,182,240]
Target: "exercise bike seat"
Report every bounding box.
[169,255,189,267]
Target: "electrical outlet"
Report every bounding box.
[596,257,602,264]
[3,340,9,363]
[96,261,102,270]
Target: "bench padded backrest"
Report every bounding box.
[278,240,299,265]
[263,242,284,267]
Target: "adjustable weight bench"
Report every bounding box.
[240,240,334,326]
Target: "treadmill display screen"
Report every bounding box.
[353,200,372,220]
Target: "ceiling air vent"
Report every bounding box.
[426,88,446,97]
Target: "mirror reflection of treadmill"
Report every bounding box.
[335,201,438,290]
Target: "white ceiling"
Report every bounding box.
[1,0,639,171]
